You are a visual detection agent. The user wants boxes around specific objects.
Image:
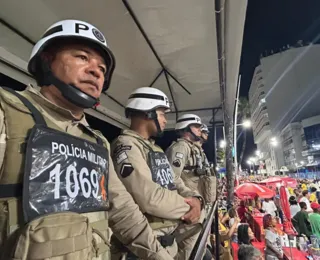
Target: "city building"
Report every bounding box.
[249,44,320,175]
[280,122,305,169]
[301,115,320,165]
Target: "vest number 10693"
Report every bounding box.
[50,164,99,199]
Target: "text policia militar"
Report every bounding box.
[51,141,107,168]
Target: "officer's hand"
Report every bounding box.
[181,197,201,224]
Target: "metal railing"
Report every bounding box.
[189,200,219,260]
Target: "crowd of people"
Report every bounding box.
[215,176,320,259]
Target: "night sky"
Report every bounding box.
[1,0,320,166]
[238,0,320,167]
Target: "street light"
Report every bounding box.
[234,119,252,176]
[256,150,261,157]
[242,120,252,128]
[237,120,252,128]
[247,160,253,173]
[219,140,226,148]
[270,137,279,174]
[300,161,304,165]
[270,137,278,147]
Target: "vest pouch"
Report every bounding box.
[181,172,201,194]
[199,176,217,204]
[2,212,95,260]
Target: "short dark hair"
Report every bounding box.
[302,190,309,197]
[238,245,261,260]
[311,187,317,193]
[299,202,307,209]
[289,196,297,205]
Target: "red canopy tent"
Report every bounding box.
[259,176,298,188]
[235,183,275,199]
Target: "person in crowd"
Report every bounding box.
[228,208,239,242]
[300,190,313,212]
[289,196,301,218]
[237,200,248,222]
[292,202,312,239]
[212,209,240,260]
[263,214,284,260]
[238,244,263,260]
[294,188,303,202]
[237,224,255,245]
[254,195,262,211]
[301,182,308,191]
[310,187,318,203]
[262,197,277,217]
[309,202,320,238]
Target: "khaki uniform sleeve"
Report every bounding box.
[166,143,199,198]
[0,106,6,180]
[111,139,190,220]
[108,147,174,260]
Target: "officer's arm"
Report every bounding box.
[108,151,174,260]
[166,143,200,198]
[111,140,190,219]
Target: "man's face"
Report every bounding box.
[155,108,167,132]
[48,43,107,99]
[190,124,202,138]
[201,131,209,142]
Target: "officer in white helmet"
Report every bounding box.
[166,116,217,207]
[0,20,171,260]
[199,124,211,167]
[111,88,204,260]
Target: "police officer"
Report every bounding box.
[166,116,217,209]
[0,20,173,260]
[199,124,212,169]
[111,87,204,260]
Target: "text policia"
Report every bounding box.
[51,141,107,167]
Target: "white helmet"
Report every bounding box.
[175,114,202,130]
[28,20,115,108]
[125,87,170,114]
[201,124,210,133]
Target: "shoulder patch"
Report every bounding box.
[175,152,184,159]
[173,159,181,168]
[116,151,128,165]
[120,163,134,178]
[114,144,132,157]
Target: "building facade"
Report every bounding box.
[249,45,320,175]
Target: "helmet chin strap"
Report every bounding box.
[41,61,99,108]
[187,126,201,142]
[147,111,163,138]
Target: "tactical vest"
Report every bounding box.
[121,134,179,230]
[173,139,217,205]
[0,88,110,260]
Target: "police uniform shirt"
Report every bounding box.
[111,129,200,220]
[166,138,202,179]
[0,85,173,260]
